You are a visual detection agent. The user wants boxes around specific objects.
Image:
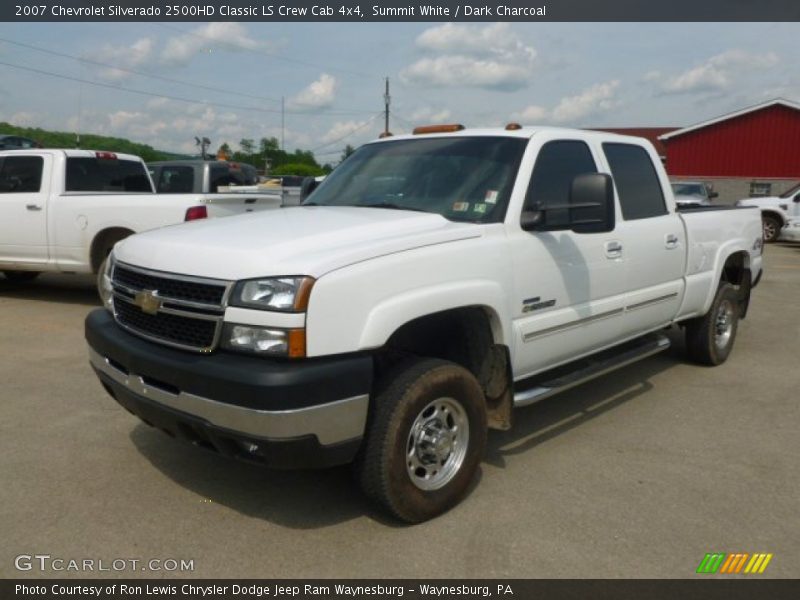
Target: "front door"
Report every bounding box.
[510,138,629,379]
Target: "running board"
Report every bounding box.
[513,333,671,408]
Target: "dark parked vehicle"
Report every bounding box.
[0,135,42,150]
[147,160,259,194]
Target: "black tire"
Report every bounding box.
[762,215,781,243]
[685,283,740,366]
[3,271,40,282]
[355,358,487,523]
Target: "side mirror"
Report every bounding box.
[569,173,615,234]
[521,172,615,234]
[793,193,800,203]
[300,176,320,202]
[709,191,719,199]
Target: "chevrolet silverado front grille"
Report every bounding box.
[110,261,232,353]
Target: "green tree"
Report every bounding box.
[270,163,325,177]
[341,144,356,161]
[239,138,255,155]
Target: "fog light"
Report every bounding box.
[221,324,305,358]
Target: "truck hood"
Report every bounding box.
[114,206,483,280]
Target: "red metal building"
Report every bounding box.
[658,99,800,201]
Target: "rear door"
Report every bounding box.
[601,142,685,335]
[0,154,51,265]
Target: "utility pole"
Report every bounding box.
[281,96,285,151]
[383,77,391,136]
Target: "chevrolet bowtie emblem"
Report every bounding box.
[134,290,161,315]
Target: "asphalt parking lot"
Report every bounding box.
[1,244,798,579]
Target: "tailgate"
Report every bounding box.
[203,193,283,217]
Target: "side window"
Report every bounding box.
[0,156,44,193]
[524,140,598,226]
[603,143,667,220]
[157,166,194,193]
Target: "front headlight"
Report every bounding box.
[221,324,306,358]
[230,276,314,312]
[97,253,115,311]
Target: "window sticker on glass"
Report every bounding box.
[452,201,470,212]
[484,190,499,204]
[473,203,488,214]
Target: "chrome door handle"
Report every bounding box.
[26,204,42,211]
[665,234,679,249]
[604,241,623,258]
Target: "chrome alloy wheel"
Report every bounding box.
[714,299,735,351]
[763,220,778,241]
[406,397,469,491]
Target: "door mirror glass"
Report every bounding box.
[569,173,616,234]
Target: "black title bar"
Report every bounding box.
[5,580,800,600]
[4,0,800,22]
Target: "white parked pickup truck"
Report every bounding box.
[85,126,764,522]
[0,149,282,281]
[736,183,800,242]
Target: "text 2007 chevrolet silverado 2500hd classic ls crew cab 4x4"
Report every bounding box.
[0,149,281,281]
[85,126,764,522]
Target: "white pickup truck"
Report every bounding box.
[85,126,763,522]
[736,183,800,242]
[0,149,281,281]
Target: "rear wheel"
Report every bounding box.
[685,283,740,365]
[355,358,487,523]
[3,271,40,282]
[762,215,781,243]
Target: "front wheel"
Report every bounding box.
[3,271,40,282]
[762,216,781,243]
[355,358,487,523]
[685,283,740,365]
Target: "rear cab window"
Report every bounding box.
[602,143,667,220]
[65,156,153,192]
[0,156,44,193]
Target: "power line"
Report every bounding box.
[154,23,377,80]
[311,113,383,152]
[0,59,377,118]
[0,36,283,105]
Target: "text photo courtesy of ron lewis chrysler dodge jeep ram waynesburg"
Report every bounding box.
[83,125,763,523]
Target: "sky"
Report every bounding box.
[0,21,798,163]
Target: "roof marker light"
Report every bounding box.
[505,123,523,131]
[412,124,465,135]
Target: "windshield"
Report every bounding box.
[671,183,706,197]
[780,182,800,198]
[305,136,528,223]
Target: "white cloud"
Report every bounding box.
[551,80,620,123]
[161,22,264,66]
[8,111,39,127]
[510,80,620,125]
[401,23,537,91]
[320,119,378,146]
[512,105,548,122]
[660,50,779,94]
[288,74,337,110]
[93,37,155,81]
[410,106,452,122]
